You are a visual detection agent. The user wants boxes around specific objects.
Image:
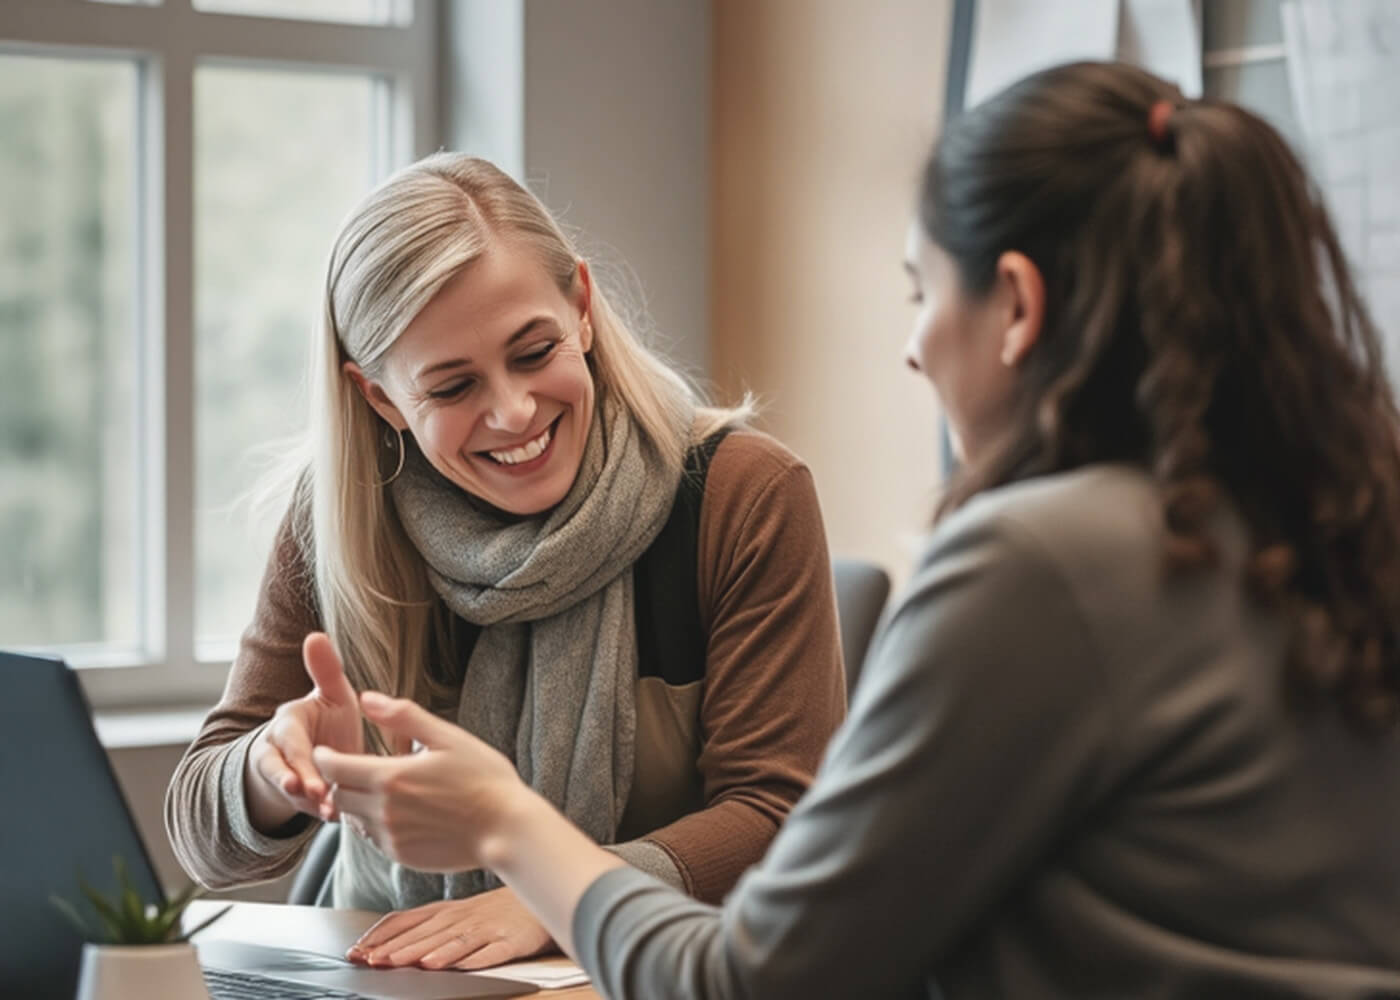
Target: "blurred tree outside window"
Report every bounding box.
[194,66,376,651]
[0,56,137,651]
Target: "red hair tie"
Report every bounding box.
[1147,100,1175,148]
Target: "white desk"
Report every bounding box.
[186,900,602,999]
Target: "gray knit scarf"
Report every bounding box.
[337,390,688,909]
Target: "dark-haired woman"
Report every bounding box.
[309,62,1400,998]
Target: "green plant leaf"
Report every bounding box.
[150,883,204,943]
[115,856,146,936]
[49,894,97,941]
[78,875,127,944]
[63,856,210,945]
[175,904,232,944]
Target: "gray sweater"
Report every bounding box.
[572,464,1400,999]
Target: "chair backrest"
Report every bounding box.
[288,557,895,905]
[286,821,340,906]
[832,557,891,700]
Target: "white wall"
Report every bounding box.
[444,0,711,378]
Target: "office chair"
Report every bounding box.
[287,820,340,906]
[831,556,891,698]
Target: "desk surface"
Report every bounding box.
[186,900,603,999]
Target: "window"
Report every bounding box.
[1205,0,1400,388]
[1202,1,1303,151]
[0,55,138,655]
[193,65,378,652]
[0,0,437,707]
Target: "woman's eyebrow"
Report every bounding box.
[413,317,554,381]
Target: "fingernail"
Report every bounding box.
[361,690,391,711]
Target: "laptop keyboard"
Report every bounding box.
[203,966,363,999]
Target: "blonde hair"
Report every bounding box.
[290,153,747,706]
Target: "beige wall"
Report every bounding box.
[713,0,952,582]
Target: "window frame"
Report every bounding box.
[0,0,439,709]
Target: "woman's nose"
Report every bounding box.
[484,380,537,433]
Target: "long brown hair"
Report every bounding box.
[922,61,1400,731]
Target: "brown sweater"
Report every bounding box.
[165,430,846,905]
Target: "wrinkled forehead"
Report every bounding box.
[382,243,573,374]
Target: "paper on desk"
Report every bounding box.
[485,960,590,990]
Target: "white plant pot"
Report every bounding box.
[75,941,210,1000]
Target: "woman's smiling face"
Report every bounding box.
[347,241,596,516]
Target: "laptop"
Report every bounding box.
[0,651,538,1000]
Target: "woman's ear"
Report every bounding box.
[575,258,595,353]
[997,251,1046,367]
[343,361,408,431]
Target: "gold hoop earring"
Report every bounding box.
[374,423,406,487]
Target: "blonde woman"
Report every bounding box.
[164,154,846,971]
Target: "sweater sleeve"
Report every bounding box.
[635,432,848,903]
[572,507,1116,1000]
[163,500,324,890]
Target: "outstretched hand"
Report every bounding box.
[245,632,363,832]
[313,691,524,873]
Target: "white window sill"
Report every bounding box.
[94,706,210,750]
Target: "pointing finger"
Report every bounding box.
[303,632,357,707]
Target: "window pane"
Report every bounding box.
[195,66,376,649]
[0,56,138,650]
[192,0,406,25]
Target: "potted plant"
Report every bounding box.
[51,856,230,1000]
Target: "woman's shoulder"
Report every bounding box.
[703,426,810,498]
[922,462,1253,642]
[956,462,1160,539]
[919,463,1169,612]
[693,427,823,557]
[263,473,318,596]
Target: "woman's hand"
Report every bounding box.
[313,691,523,873]
[316,691,625,960]
[245,632,363,833]
[346,888,555,970]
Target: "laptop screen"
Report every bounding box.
[0,651,165,1000]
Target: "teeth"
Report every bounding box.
[489,424,552,465]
